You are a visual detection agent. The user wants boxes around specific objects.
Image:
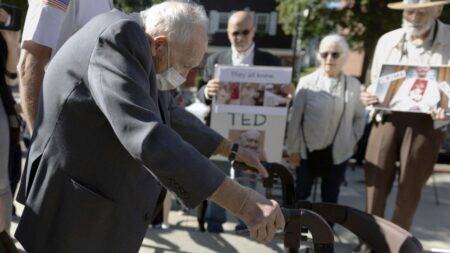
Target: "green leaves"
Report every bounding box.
[113,0,156,13]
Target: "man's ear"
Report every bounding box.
[148,36,157,56]
[152,36,169,55]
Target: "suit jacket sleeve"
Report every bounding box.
[168,95,223,157]
[351,79,367,142]
[269,53,281,66]
[196,54,217,105]
[87,20,225,208]
[286,78,307,158]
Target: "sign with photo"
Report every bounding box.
[210,65,292,163]
[374,64,450,113]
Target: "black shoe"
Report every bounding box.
[207,223,224,233]
[198,221,205,232]
[234,223,247,232]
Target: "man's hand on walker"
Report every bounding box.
[210,178,285,244]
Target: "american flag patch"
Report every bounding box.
[42,0,70,12]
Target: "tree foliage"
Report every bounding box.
[113,0,162,13]
[276,0,450,81]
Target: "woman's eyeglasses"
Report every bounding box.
[231,29,250,37]
[320,52,340,59]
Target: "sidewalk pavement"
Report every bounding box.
[10,165,450,253]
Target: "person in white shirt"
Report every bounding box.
[360,0,450,232]
[18,0,113,132]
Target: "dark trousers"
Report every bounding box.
[364,113,444,230]
[295,159,348,203]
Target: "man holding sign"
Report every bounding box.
[360,0,450,232]
[196,10,281,233]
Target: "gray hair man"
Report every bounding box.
[360,0,450,231]
[15,1,284,252]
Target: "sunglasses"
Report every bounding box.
[320,51,341,59]
[231,29,251,37]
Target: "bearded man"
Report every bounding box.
[360,0,450,231]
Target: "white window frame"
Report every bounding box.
[217,12,231,32]
[209,11,277,36]
[254,13,271,34]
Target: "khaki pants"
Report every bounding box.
[364,112,445,230]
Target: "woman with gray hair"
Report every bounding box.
[286,34,366,204]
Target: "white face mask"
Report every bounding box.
[156,44,186,90]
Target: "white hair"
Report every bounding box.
[318,34,350,59]
[140,0,208,44]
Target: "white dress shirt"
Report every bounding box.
[231,43,255,66]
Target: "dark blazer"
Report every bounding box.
[196,48,281,124]
[15,10,226,253]
[0,33,22,196]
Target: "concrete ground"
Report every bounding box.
[10,165,450,253]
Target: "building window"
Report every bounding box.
[217,12,230,32]
[209,10,277,36]
[255,13,270,33]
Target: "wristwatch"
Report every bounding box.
[228,143,239,162]
[5,69,17,79]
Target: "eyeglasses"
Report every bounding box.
[320,51,341,59]
[231,29,250,37]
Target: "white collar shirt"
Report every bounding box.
[231,43,255,66]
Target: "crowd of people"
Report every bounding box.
[0,0,449,252]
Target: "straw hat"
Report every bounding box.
[388,0,450,10]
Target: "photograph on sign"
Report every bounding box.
[374,64,450,113]
[215,82,290,108]
[210,112,286,163]
[229,129,267,161]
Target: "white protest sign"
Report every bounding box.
[210,65,292,163]
[214,65,292,84]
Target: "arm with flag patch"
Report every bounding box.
[18,0,70,131]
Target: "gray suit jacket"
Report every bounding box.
[15,10,225,253]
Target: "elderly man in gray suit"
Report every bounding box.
[15,1,285,252]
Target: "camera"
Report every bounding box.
[0,3,21,31]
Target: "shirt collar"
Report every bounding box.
[231,43,255,60]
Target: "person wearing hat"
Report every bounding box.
[360,0,450,231]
